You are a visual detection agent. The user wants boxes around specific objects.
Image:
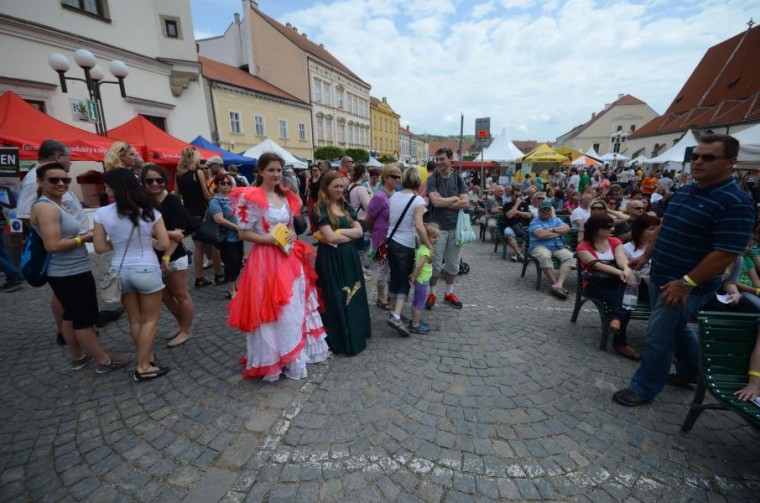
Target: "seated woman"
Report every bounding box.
[577,214,641,361]
[702,248,760,314]
[734,325,760,402]
[622,214,661,304]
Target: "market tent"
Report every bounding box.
[481,128,524,162]
[625,155,650,167]
[107,116,217,166]
[452,160,500,171]
[734,123,760,163]
[243,138,307,169]
[570,155,601,167]
[0,91,114,161]
[599,152,630,162]
[554,145,583,161]
[189,135,257,167]
[584,146,602,161]
[646,129,698,165]
[365,156,383,167]
[519,144,567,163]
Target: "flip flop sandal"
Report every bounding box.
[375,299,391,310]
[194,278,213,288]
[133,366,171,382]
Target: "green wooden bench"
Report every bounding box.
[681,311,760,433]
[520,229,578,290]
[569,257,651,350]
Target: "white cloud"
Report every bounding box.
[240,0,760,139]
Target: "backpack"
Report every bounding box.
[20,227,51,287]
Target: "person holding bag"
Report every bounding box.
[385,167,433,337]
[209,174,243,300]
[577,213,640,361]
[30,163,133,374]
[93,169,171,381]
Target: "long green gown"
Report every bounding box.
[313,203,372,356]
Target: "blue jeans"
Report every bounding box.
[629,280,714,400]
[0,234,22,283]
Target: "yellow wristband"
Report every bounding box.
[161,255,171,261]
[683,275,698,288]
[336,229,342,234]
[755,288,760,296]
[749,370,760,378]
[74,236,82,246]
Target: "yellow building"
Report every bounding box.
[370,96,400,159]
[200,56,314,160]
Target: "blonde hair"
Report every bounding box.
[401,166,421,190]
[176,148,200,176]
[589,198,609,211]
[104,141,131,171]
[316,171,353,229]
[424,222,440,238]
[381,162,402,182]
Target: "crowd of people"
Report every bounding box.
[1,135,759,404]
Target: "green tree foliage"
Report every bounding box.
[314,146,344,160]
[377,155,397,164]
[344,148,369,163]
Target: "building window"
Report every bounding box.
[338,123,345,144]
[325,118,333,142]
[62,0,110,19]
[253,115,265,136]
[298,123,306,141]
[229,111,241,134]
[337,91,343,109]
[324,84,332,107]
[313,80,322,102]
[278,119,288,139]
[25,100,47,114]
[143,115,166,131]
[630,124,636,132]
[592,143,600,153]
[316,117,324,141]
[164,19,179,38]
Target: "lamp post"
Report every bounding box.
[610,130,627,170]
[49,49,129,135]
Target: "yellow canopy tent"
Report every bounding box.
[554,145,583,161]
[519,144,568,163]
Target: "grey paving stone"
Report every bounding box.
[185,468,237,503]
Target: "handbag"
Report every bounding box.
[293,214,308,235]
[374,194,416,264]
[100,225,135,304]
[584,259,621,287]
[20,227,51,287]
[194,209,224,247]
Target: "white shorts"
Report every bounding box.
[167,255,189,273]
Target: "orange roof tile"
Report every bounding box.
[199,56,308,105]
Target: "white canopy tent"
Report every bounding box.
[243,138,308,169]
[599,152,630,162]
[365,156,384,167]
[570,155,601,167]
[734,123,760,163]
[645,129,698,166]
[481,128,524,162]
[584,146,602,161]
[625,155,650,167]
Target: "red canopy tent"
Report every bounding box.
[452,160,500,171]
[0,91,114,161]
[107,115,216,167]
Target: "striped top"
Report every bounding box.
[651,178,755,291]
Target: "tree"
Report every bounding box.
[378,155,397,164]
[314,146,344,161]
[344,148,369,163]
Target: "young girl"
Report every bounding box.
[409,223,440,334]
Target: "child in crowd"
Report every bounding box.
[409,222,440,334]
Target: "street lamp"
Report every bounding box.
[49,49,129,135]
[610,130,627,170]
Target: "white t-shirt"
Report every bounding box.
[618,170,631,183]
[623,241,645,260]
[570,206,590,229]
[16,165,89,231]
[568,174,580,189]
[651,192,663,203]
[94,203,163,268]
[387,192,426,249]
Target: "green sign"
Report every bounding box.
[69,98,99,123]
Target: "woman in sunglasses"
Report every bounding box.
[577,213,641,361]
[142,164,196,348]
[30,163,133,374]
[208,174,243,300]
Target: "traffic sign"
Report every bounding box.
[477,130,488,139]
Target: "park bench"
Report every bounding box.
[569,257,651,350]
[520,229,578,290]
[681,311,760,433]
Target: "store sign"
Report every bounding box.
[0,147,20,220]
[69,98,99,123]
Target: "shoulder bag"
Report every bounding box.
[100,224,135,304]
[373,194,416,264]
[194,206,224,247]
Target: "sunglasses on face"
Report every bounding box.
[690,153,724,162]
[218,181,232,186]
[591,206,605,210]
[144,178,165,186]
[603,224,615,230]
[388,174,401,180]
[46,177,71,185]
[629,205,644,210]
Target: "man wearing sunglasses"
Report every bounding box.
[613,134,755,407]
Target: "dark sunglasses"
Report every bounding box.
[591,206,605,210]
[690,153,724,162]
[46,177,71,185]
[603,224,615,229]
[388,174,401,180]
[218,181,232,186]
[144,178,165,186]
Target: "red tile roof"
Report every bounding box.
[513,140,539,153]
[562,94,648,140]
[428,140,460,156]
[199,56,307,105]
[255,8,369,88]
[631,26,760,138]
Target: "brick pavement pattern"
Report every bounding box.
[1,238,759,501]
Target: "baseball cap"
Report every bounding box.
[538,200,553,210]
[206,155,223,166]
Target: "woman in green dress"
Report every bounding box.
[312,171,371,356]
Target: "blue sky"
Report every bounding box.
[190,0,760,141]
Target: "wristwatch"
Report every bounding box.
[679,278,694,291]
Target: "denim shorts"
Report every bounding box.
[112,264,164,295]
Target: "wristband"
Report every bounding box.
[336,229,342,234]
[755,288,760,296]
[74,236,83,247]
[682,275,698,288]
[749,370,760,378]
[161,255,171,262]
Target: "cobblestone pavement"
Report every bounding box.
[1,237,759,502]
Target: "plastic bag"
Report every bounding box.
[455,210,476,245]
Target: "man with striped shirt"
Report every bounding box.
[613,134,756,407]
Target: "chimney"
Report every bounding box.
[591,112,596,119]
[302,33,307,38]
[286,22,291,28]
[618,93,624,99]
[234,13,240,24]
[250,1,258,8]
[382,97,387,103]
[292,26,298,33]
[319,43,324,48]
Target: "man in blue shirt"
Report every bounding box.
[614,134,756,407]
[528,200,574,299]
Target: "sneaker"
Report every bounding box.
[409,322,430,334]
[71,354,93,371]
[0,280,23,293]
[511,253,524,262]
[443,293,463,309]
[96,353,134,374]
[363,270,372,282]
[424,293,437,310]
[386,314,409,337]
